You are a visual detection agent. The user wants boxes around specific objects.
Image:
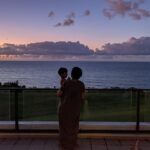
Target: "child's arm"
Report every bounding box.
[56,89,63,97]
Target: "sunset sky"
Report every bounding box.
[0,0,150,61]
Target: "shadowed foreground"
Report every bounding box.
[0,137,150,150]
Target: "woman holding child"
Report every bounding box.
[57,67,85,150]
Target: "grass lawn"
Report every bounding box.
[0,89,150,122]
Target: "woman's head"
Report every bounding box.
[71,67,82,80]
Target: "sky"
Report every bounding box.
[0,0,150,61]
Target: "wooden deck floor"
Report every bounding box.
[0,138,150,150]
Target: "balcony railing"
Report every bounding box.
[0,88,150,133]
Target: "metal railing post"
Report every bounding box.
[136,89,140,132]
[14,89,19,131]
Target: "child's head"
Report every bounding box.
[71,67,82,80]
[58,67,68,79]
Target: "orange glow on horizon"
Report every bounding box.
[0,55,14,60]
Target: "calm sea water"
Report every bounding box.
[0,61,150,89]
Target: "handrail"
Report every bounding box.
[0,88,148,90]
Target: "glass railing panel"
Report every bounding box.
[0,88,137,131]
[80,89,137,130]
[19,89,59,130]
[0,89,15,129]
[20,89,58,121]
[140,90,150,131]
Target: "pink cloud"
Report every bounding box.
[103,0,150,20]
[106,0,132,16]
[137,8,150,17]
[129,12,142,20]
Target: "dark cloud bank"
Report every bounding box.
[0,37,150,61]
[0,41,93,60]
[96,37,150,55]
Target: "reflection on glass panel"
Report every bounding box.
[0,90,12,121]
[80,90,137,122]
[140,90,150,131]
[20,89,137,122]
[141,90,150,122]
[18,89,138,131]
[20,90,59,121]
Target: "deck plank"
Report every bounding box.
[140,148,150,150]
[106,139,122,150]
[92,139,106,145]
[109,146,132,150]
[0,137,150,150]
[76,139,91,150]
[120,139,137,146]
[0,145,14,150]
[139,139,150,147]
[0,139,17,150]
[91,139,107,150]
[106,139,121,146]
[28,139,45,150]
[44,138,59,150]
[11,138,32,150]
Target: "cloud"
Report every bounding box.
[92,54,150,62]
[63,18,74,26]
[54,11,75,27]
[104,0,132,17]
[54,22,62,27]
[137,8,150,17]
[48,11,55,17]
[137,0,145,4]
[96,37,150,55]
[54,9,91,27]
[67,12,76,19]
[103,0,150,20]
[0,41,93,59]
[128,12,142,20]
[54,18,75,27]
[84,10,91,16]
[103,9,114,19]
[1,37,150,61]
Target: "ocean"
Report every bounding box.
[0,61,150,89]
